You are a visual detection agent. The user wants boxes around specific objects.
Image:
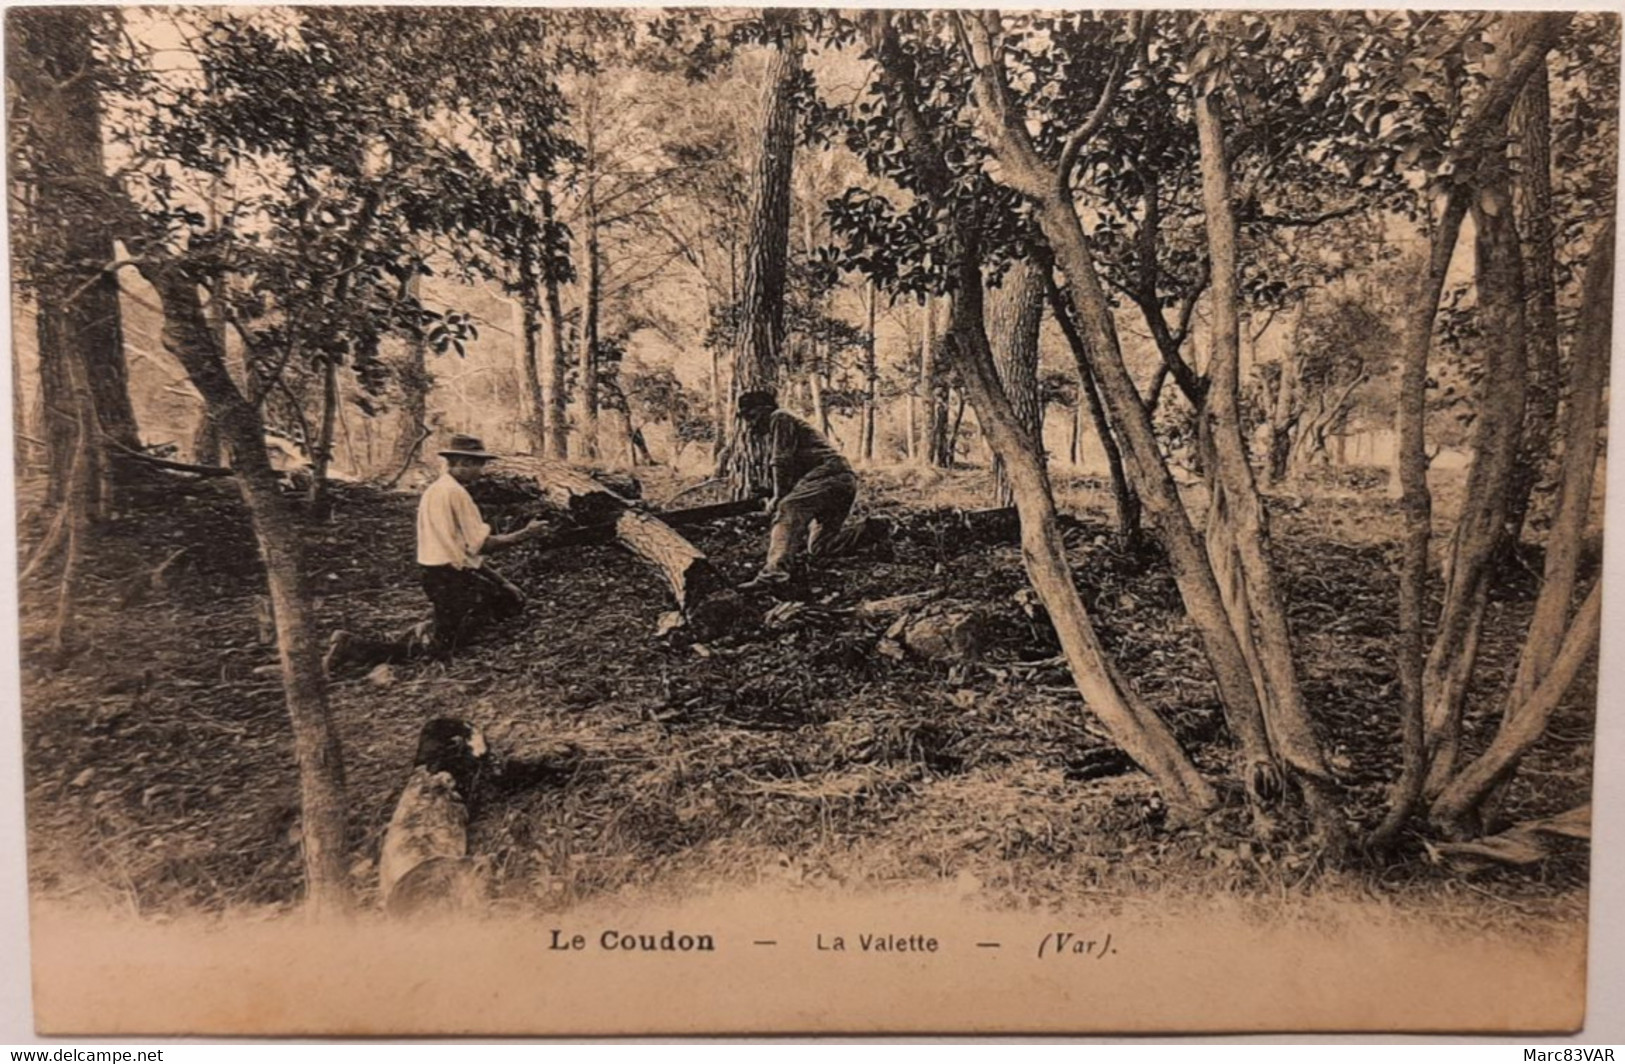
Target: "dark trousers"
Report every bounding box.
[340,565,524,670]
[421,564,525,657]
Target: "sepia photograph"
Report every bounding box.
[4,4,1618,1036]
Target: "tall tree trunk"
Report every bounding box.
[580,137,603,462]
[721,27,801,496]
[920,294,950,467]
[988,258,1045,506]
[1509,219,1611,714]
[951,254,1216,818]
[309,186,382,510]
[1195,85,1341,838]
[310,355,339,506]
[861,282,878,463]
[390,271,431,482]
[518,237,549,456]
[13,8,140,511]
[1421,140,1530,795]
[1504,20,1560,551]
[140,263,351,914]
[540,188,571,460]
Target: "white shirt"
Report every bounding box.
[416,472,491,569]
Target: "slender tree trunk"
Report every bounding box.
[518,238,549,456]
[141,263,351,914]
[989,258,1045,506]
[952,254,1216,818]
[1044,270,1141,548]
[1370,190,1473,849]
[309,354,339,505]
[1430,581,1601,834]
[1510,219,1611,712]
[309,186,382,509]
[580,145,602,462]
[953,14,1292,810]
[391,271,431,480]
[864,11,1216,818]
[540,188,571,460]
[1068,397,1081,465]
[722,27,801,496]
[860,283,878,462]
[920,294,949,467]
[1421,144,1530,795]
[1195,86,1342,838]
[1429,219,1616,835]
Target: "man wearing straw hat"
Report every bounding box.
[325,433,547,674]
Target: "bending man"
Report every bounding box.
[736,390,862,590]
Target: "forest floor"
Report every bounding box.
[16,462,1597,931]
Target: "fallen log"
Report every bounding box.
[503,457,725,613]
[379,718,490,917]
[530,498,762,553]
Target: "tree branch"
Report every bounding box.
[1058,13,1145,185]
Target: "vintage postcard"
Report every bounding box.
[5,5,1617,1036]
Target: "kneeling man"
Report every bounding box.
[326,434,546,674]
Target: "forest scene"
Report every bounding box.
[7,5,1615,945]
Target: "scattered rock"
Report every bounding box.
[897,603,987,664]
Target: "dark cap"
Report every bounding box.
[737,390,777,414]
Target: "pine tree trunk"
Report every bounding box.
[989,258,1045,506]
[540,189,571,460]
[861,282,878,463]
[721,30,801,496]
[141,263,351,914]
[1504,18,1560,550]
[518,238,549,456]
[580,154,602,462]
